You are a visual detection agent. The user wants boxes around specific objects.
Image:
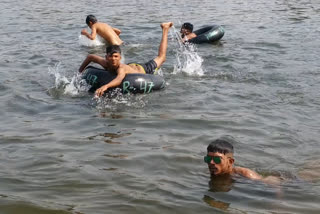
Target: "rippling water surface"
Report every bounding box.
[1,0,320,213]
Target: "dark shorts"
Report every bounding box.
[128,60,158,74]
[142,59,158,74]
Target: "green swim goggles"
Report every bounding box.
[204,155,222,164]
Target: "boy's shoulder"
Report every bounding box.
[233,167,262,180]
[96,22,109,26]
[233,166,248,175]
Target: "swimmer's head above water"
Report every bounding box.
[205,139,235,176]
[180,22,194,38]
[106,45,121,55]
[105,45,122,68]
[85,15,98,27]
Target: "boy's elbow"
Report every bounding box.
[85,54,96,63]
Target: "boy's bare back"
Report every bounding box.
[93,22,123,45]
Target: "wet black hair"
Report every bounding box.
[106,45,121,55]
[181,22,194,32]
[207,139,234,155]
[86,15,97,25]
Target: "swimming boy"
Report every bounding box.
[180,22,197,43]
[81,15,123,45]
[78,22,173,97]
[204,139,281,185]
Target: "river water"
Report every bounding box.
[1,0,320,213]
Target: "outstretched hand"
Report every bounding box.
[95,85,108,97]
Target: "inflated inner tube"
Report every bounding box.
[82,66,166,94]
[188,25,224,44]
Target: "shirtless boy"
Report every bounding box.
[81,15,123,45]
[78,22,173,97]
[180,22,197,43]
[205,139,280,185]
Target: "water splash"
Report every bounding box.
[170,26,205,76]
[94,89,148,111]
[79,34,105,47]
[48,62,89,97]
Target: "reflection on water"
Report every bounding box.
[88,132,132,144]
[103,154,128,159]
[99,112,124,119]
[203,195,230,211]
[208,175,235,193]
[102,132,131,139]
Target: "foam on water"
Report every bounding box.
[171,26,205,76]
[79,34,106,47]
[94,89,148,111]
[48,62,89,97]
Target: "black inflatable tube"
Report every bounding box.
[82,66,166,94]
[188,25,224,44]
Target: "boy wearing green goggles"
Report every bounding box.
[205,139,280,185]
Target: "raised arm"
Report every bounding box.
[112,27,121,35]
[78,54,105,73]
[94,67,126,97]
